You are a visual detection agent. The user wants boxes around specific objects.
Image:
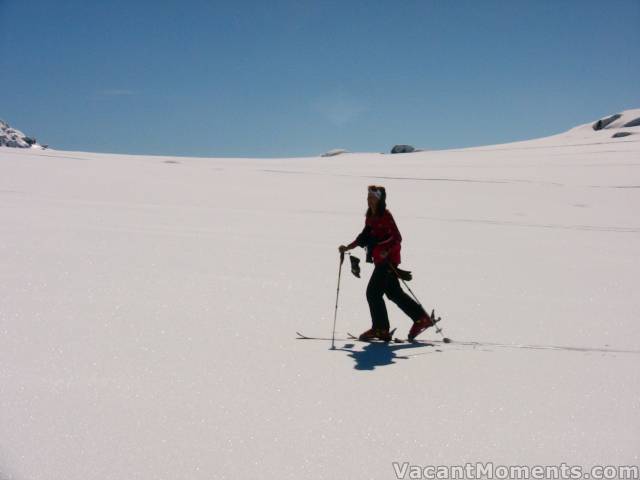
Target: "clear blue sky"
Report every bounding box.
[1,0,639,157]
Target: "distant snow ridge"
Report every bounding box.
[0,119,43,148]
[590,109,640,138]
[321,148,349,157]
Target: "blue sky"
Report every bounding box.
[1,0,639,157]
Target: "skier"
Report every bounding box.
[339,185,434,341]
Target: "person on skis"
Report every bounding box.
[339,185,434,341]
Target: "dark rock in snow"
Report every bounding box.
[623,117,640,128]
[0,120,41,148]
[391,144,416,154]
[592,113,621,131]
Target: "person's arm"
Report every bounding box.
[339,225,371,253]
[349,225,372,249]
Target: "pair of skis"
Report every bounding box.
[297,310,451,344]
[296,329,451,344]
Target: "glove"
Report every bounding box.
[349,255,361,278]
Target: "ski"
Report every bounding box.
[296,330,400,342]
[296,332,340,341]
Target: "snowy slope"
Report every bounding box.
[0,111,639,480]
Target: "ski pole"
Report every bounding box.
[331,251,346,349]
[387,262,450,342]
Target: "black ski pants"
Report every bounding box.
[366,263,426,331]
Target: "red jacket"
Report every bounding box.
[348,210,402,265]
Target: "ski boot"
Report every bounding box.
[359,327,392,342]
[408,310,436,341]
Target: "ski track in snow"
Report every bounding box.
[296,333,640,355]
[261,168,640,189]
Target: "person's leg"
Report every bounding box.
[384,266,426,321]
[366,264,390,331]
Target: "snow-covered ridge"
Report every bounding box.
[0,119,45,148]
[472,108,640,151]
[567,108,640,138]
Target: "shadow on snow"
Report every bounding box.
[334,341,441,371]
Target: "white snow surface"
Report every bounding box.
[1,111,639,479]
